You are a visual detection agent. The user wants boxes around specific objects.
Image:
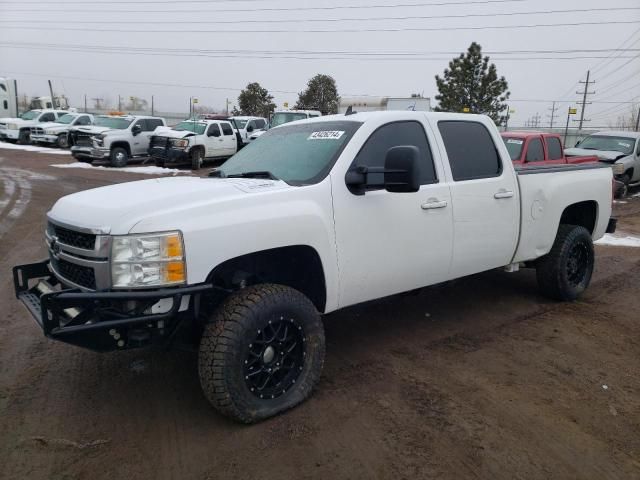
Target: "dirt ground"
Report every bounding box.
[1,148,639,480]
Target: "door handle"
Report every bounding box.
[421,199,448,210]
[494,190,514,199]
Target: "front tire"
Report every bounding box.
[190,148,203,170]
[56,133,69,149]
[536,224,594,301]
[198,284,325,423]
[110,147,128,167]
[18,130,30,145]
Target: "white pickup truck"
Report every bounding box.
[13,111,615,423]
[30,112,94,148]
[0,109,70,144]
[149,119,238,169]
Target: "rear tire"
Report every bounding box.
[536,224,594,301]
[198,284,325,423]
[109,147,128,168]
[191,148,203,170]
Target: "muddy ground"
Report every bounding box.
[1,148,639,480]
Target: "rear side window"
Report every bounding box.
[221,122,234,136]
[352,121,437,187]
[546,137,563,160]
[40,112,55,122]
[526,138,545,162]
[145,118,164,131]
[438,121,502,181]
[207,124,221,136]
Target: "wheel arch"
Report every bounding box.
[559,200,598,235]
[206,245,327,313]
[110,141,131,155]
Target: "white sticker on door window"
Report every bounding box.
[506,138,524,145]
[308,131,345,140]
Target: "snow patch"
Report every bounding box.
[595,233,640,247]
[0,142,70,155]
[50,162,188,175]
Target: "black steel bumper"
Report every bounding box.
[607,217,617,234]
[148,146,189,164]
[13,260,212,352]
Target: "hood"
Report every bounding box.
[564,147,628,162]
[47,176,293,234]
[70,125,114,135]
[0,118,35,127]
[32,121,65,131]
[249,130,267,139]
[152,127,195,139]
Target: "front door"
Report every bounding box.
[205,123,223,157]
[436,119,520,278]
[331,118,454,308]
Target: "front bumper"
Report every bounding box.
[13,259,212,352]
[30,134,57,144]
[71,146,109,159]
[0,129,19,140]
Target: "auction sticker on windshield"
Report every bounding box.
[308,131,345,140]
[506,139,523,144]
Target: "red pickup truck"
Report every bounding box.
[501,132,598,166]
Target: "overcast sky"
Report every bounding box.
[0,0,638,127]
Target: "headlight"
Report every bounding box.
[8,123,18,130]
[111,231,186,288]
[171,138,189,148]
[612,163,625,175]
[45,129,57,135]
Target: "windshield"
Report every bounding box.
[56,114,76,125]
[20,110,39,120]
[271,112,308,127]
[233,119,248,129]
[219,121,361,185]
[94,117,133,129]
[174,121,207,135]
[503,137,525,160]
[576,135,635,155]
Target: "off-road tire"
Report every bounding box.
[110,147,128,168]
[56,133,69,149]
[198,284,325,423]
[536,224,594,301]
[191,148,204,170]
[18,129,30,145]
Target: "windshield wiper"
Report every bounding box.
[226,171,279,180]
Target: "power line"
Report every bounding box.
[2,6,639,24]
[0,19,636,34]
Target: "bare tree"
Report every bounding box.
[611,103,639,130]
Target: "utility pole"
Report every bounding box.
[151,95,154,116]
[532,112,541,128]
[47,80,56,109]
[576,70,595,130]
[547,101,557,129]
[91,97,104,110]
[635,105,640,132]
[84,94,87,112]
[118,95,122,111]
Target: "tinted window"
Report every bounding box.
[221,122,234,136]
[438,121,501,181]
[145,118,164,131]
[526,138,545,162]
[352,121,437,187]
[546,137,563,160]
[503,137,524,161]
[208,124,221,136]
[255,119,266,129]
[76,115,91,125]
[3,100,7,109]
[40,112,55,122]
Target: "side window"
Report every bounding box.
[255,119,266,129]
[3,100,7,109]
[76,116,91,125]
[352,121,437,187]
[133,119,145,131]
[438,121,502,181]
[46,102,53,108]
[221,122,234,136]
[546,137,563,160]
[636,140,640,156]
[146,118,164,131]
[40,112,55,122]
[526,138,545,162]
[207,123,221,137]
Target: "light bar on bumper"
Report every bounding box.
[111,231,186,288]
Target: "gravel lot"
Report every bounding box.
[1,147,639,480]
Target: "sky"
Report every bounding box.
[0,0,638,128]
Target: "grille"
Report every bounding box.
[150,136,169,148]
[50,223,96,250]
[54,258,96,289]
[74,133,93,147]
[31,127,44,135]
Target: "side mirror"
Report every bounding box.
[384,146,421,193]
[574,141,580,147]
[132,124,142,135]
[247,125,254,132]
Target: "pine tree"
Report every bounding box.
[237,82,276,117]
[295,74,340,115]
[434,42,510,125]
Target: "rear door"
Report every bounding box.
[523,136,550,166]
[435,119,519,278]
[543,135,567,164]
[220,122,237,155]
